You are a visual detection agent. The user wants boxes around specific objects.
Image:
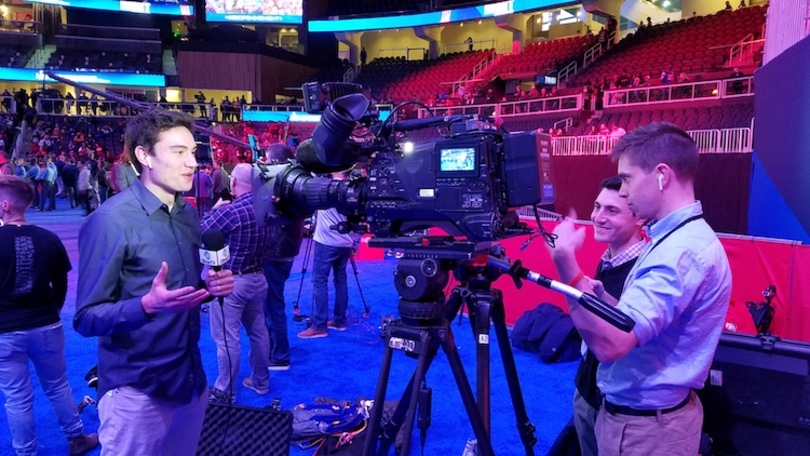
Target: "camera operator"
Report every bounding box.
[201,163,274,402]
[298,170,357,339]
[74,108,234,455]
[261,144,304,370]
[549,123,731,455]
[548,176,646,456]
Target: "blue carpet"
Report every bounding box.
[0,198,578,455]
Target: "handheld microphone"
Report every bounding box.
[200,229,230,305]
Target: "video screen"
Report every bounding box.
[25,0,193,16]
[439,147,476,172]
[205,0,303,24]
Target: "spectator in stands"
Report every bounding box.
[465,36,474,52]
[610,123,627,138]
[195,92,207,118]
[360,47,367,67]
[739,0,746,7]
[729,67,744,94]
[64,92,75,114]
[90,94,99,116]
[723,1,732,11]
[660,68,675,84]
[646,17,652,27]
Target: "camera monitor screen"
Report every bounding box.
[439,147,476,172]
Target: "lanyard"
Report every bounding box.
[646,214,704,256]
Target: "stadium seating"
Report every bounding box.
[48,24,163,74]
[469,34,597,95]
[355,50,495,104]
[568,5,767,88]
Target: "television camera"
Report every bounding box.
[251,82,554,243]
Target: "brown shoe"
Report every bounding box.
[297,327,328,339]
[69,433,99,456]
[327,321,347,331]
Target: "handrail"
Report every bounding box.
[416,93,583,118]
[552,126,753,156]
[444,38,496,55]
[729,37,765,67]
[556,60,577,87]
[553,117,573,131]
[602,76,754,108]
[453,51,497,96]
[582,40,603,68]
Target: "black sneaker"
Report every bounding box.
[84,366,98,389]
[267,359,291,371]
[208,387,233,404]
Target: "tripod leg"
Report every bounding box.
[491,298,537,455]
[468,291,493,434]
[348,253,370,317]
[398,329,431,456]
[439,325,495,456]
[363,337,396,456]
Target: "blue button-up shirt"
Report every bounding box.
[598,201,732,408]
[74,179,207,404]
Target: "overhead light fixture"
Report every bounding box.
[663,0,671,7]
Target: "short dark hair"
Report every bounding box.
[0,175,34,214]
[600,175,623,192]
[610,122,698,180]
[266,143,294,162]
[124,108,195,174]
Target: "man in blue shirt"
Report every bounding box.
[551,122,731,456]
[75,108,234,456]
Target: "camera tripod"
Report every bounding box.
[362,239,537,456]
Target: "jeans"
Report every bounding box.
[38,181,55,211]
[311,242,351,331]
[209,273,270,397]
[263,259,294,363]
[0,322,85,456]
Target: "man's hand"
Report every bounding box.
[141,262,211,316]
[548,210,587,258]
[205,268,234,297]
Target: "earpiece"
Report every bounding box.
[658,174,664,191]
[145,156,153,170]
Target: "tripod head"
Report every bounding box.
[369,237,500,327]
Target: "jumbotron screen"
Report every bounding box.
[205,0,303,24]
[24,0,193,16]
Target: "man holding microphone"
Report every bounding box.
[75,109,234,456]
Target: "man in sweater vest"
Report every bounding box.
[549,176,646,456]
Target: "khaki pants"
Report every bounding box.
[595,391,703,456]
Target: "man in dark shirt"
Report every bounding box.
[547,176,646,456]
[61,159,79,208]
[74,108,234,455]
[0,175,98,456]
[261,144,304,370]
[201,163,274,403]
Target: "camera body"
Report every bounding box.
[363,125,553,241]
